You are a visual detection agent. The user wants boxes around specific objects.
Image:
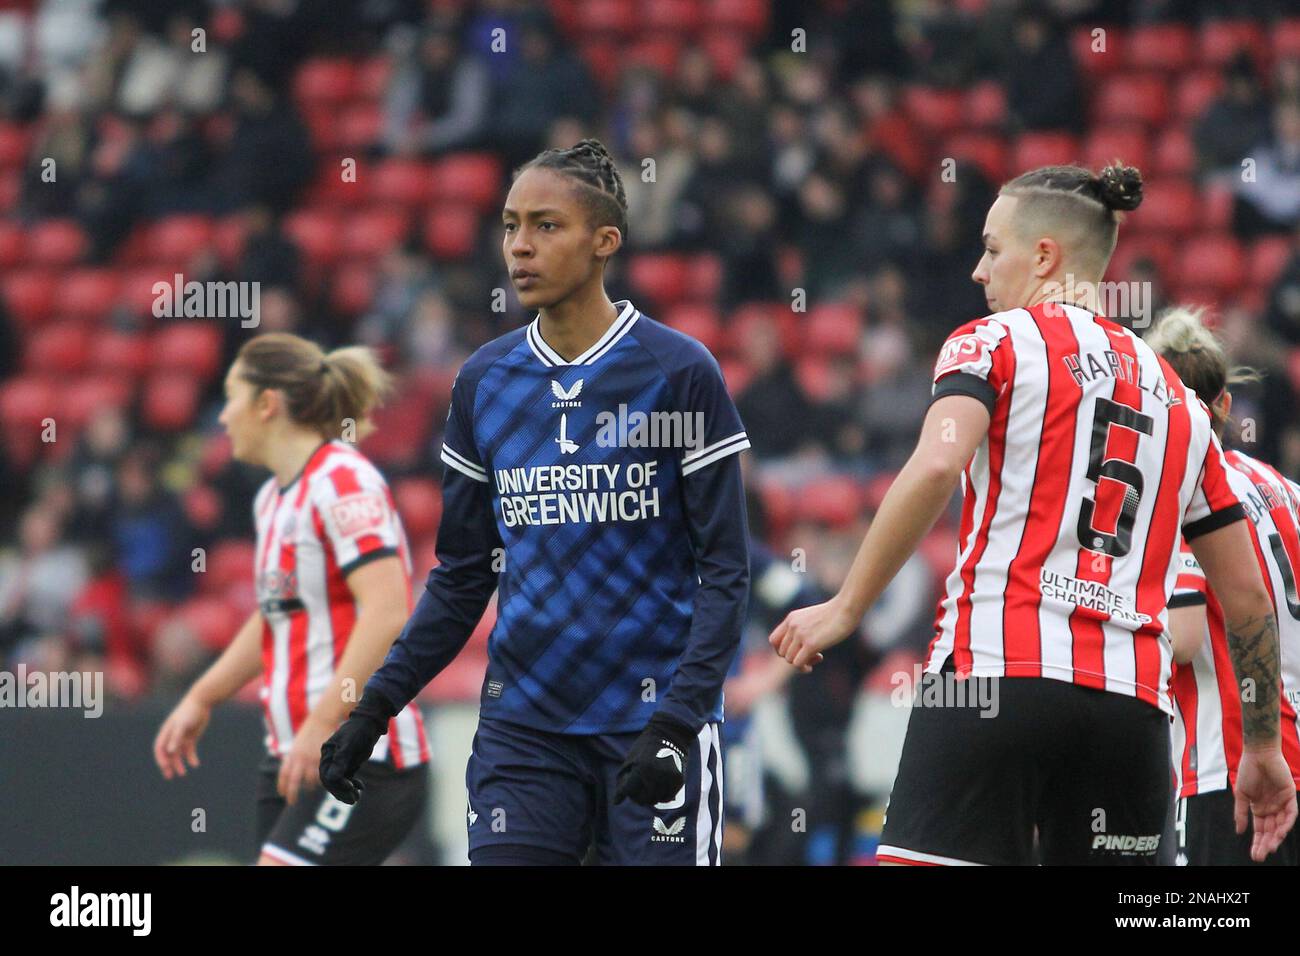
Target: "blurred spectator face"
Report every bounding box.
[731,187,775,233]
[241,204,273,237]
[850,76,893,121]
[258,288,300,332]
[1274,101,1300,148]
[698,118,732,164]
[676,48,713,97]
[971,195,1040,313]
[629,117,661,158]
[502,167,620,312]
[87,406,129,458]
[1013,15,1046,53]
[421,30,457,69]
[231,68,272,115]
[218,362,270,466]
[18,506,59,556]
[547,117,587,151]
[116,451,156,507]
[769,105,803,144]
[661,107,696,147]
[869,166,905,208]
[799,174,844,221]
[1276,57,1300,97]
[740,316,781,373]
[733,59,767,102]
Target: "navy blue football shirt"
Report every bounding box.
[366,300,751,734]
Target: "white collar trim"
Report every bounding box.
[526,300,639,367]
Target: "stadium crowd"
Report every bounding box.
[2,0,1300,862]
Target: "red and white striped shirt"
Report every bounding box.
[1170,450,1300,798]
[926,303,1244,714]
[253,439,428,767]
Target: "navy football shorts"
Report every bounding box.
[465,715,724,865]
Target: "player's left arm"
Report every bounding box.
[772,394,989,668]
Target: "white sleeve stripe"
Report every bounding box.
[442,443,486,476]
[682,430,749,464]
[441,448,490,482]
[681,437,750,476]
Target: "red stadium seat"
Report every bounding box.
[1276,19,1300,59]
[1174,70,1223,121]
[356,56,393,100]
[370,158,436,206]
[1012,132,1081,173]
[152,322,223,380]
[183,483,223,534]
[700,30,747,83]
[56,268,120,322]
[331,262,376,316]
[429,153,502,210]
[943,132,1007,184]
[793,475,863,528]
[628,254,690,308]
[643,0,703,33]
[1108,235,1176,286]
[393,478,442,541]
[0,168,20,213]
[149,215,214,264]
[60,375,133,430]
[705,0,768,38]
[119,266,169,318]
[964,82,1007,128]
[0,219,22,267]
[663,304,724,354]
[175,596,243,652]
[91,331,151,375]
[902,86,965,136]
[756,479,794,537]
[142,373,201,431]
[0,121,31,168]
[24,324,89,375]
[1092,74,1169,127]
[1082,125,1149,175]
[27,219,87,267]
[794,355,832,400]
[335,102,384,151]
[578,40,621,90]
[577,0,636,37]
[305,156,368,208]
[212,216,247,267]
[1071,24,1124,75]
[1201,184,1234,231]
[284,207,344,265]
[1197,20,1266,69]
[1152,127,1195,177]
[624,36,682,77]
[4,269,57,327]
[805,303,863,357]
[423,204,480,260]
[0,375,56,431]
[1248,237,1295,290]
[1125,23,1195,72]
[1176,235,1245,291]
[684,253,723,301]
[717,357,753,396]
[1129,178,1198,235]
[293,58,359,108]
[205,539,256,594]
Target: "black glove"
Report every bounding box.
[319,691,396,804]
[614,713,696,806]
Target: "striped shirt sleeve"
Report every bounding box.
[930,317,1011,415]
[1169,539,1208,608]
[315,461,401,575]
[679,354,750,478]
[1182,417,1246,540]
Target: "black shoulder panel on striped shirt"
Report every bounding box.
[1168,592,1208,609]
[340,546,400,578]
[1182,502,1247,541]
[930,371,997,416]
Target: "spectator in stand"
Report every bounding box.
[1194,53,1270,175]
[236,203,300,290]
[1264,226,1300,346]
[618,115,694,250]
[64,405,132,547]
[1001,1,1082,133]
[207,66,312,214]
[735,313,813,459]
[0,504,89,666]
[1233,98,1300,238]
[805,355,869,464]
[383,20,490,157]
[718,185,783,308]
[676,115,747,250]
[795,171,861,300]
[109,443,196,603]
[852,161,923,275]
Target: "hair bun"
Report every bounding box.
[1096,164,1144,212]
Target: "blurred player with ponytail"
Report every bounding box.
[154,333,428,866]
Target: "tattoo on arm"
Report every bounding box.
[1226,613,1281,746]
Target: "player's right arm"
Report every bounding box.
[1184,438,1295,859]
[153,609,263,779]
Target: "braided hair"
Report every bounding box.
[515,138,629,245]
[999,162,1144,269]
